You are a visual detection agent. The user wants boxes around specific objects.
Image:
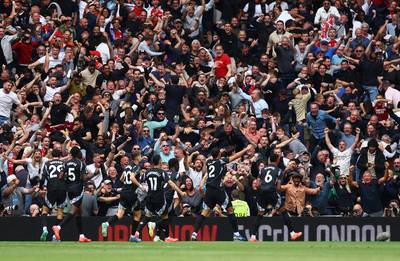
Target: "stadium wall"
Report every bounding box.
[0,217,399,241]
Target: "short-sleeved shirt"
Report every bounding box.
[205,157,229,190]
[64,159,86,191]
[121,163,141,192]
[0,90,20,118]
[259,165,281,192]
[42,160,66,191]
[331,147,352,175]
[214,54,231,78]
[144,168,169,201]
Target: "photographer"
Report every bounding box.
[1,174,39,216]
[383,200,400,217]
[96,179,120,216]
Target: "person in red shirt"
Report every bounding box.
[214,44,232,79]
[12,33,33,73]
[132,0,145,17]
[148,0,163,26]
[373,96,389,121]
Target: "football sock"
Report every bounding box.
[251,215,263,236]
[227,213,239,233]
[76,216,83,235]
[136,216,151,237]
[59,213,74,228]
[131,220,140,236]
[193,214,205,233]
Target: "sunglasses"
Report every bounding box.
[143,130,150,133]
[162,144,169,147]
[157,112,165,115]
[355,50,363,53]
[133,147,141,150]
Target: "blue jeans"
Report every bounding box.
[362,85,378,103]
[0,116,9,125]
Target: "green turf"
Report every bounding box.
[1,242,399,261]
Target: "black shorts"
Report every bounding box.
[165,195,174,214]
[119,190,138,211]
[256,191,279,212]
[203,187,231,210]
[45,190,67,209]
[67,188,84,207]
[145,197,167,217]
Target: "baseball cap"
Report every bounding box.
[289,171,302,178]
[227,77,236,86]
[7,174,17,184]
[103,179,112,185]
[320,40,329,45]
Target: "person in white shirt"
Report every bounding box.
[186,152,204,190]
[381,79,400,108]
[325,127,360,176]
[183,0,205,38]
[237,88,269,119]
[42,75,70,102]
[314,0,340,25]
[86,154,108,188]
[28,46,65,70]
[269,0,289,11]
[0,81,23,124]
[243,0,269,17]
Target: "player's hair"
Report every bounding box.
[151,154,161,165]
[70,146,81,158]
[168,158,179,170]
[269,153,280,163]
[210,148,220,159]
[52,149,62,158]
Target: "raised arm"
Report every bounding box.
[324,128,335,151]
[347,165,359,188]
[228,144,252,163]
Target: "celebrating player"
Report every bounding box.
[101,153,143,242]
[39,149,66,241]
[191,145,253,241]
[130,154,185,242]
[249,153,283,241]
[52,147,91,242]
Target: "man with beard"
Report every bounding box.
[186,152,204,190]
[80,61,100,88]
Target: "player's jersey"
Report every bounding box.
[121,163,141,192]
[64,158,86,191]
[164,170,180,200]
[259,164,282,192]
[144,168,168,201]
[205,157,229,190]
[41,160,66,191]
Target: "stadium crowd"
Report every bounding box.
[1,0,400,224]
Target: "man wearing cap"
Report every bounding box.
[278,171,321,240]
[1,174,39,216]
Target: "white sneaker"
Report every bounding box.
[153,235,163,242]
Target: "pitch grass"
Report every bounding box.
[1,242,399,261]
